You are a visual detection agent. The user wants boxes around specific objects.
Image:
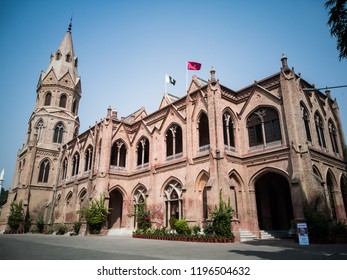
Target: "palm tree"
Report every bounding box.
[325,0,347,60]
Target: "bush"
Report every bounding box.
[331,220,347,236]
[174,220,191,236]
[72,221,81,235]
[78,194,110,234]
[55,223,68,235]
[7,200,24,232]
[204,190,234,238]
[169,217,177,230]
[36,215,45,233]
[304,206,329,243]
[136,204,151,232]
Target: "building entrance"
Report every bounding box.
[108,189,123,229]
[255,172,293,230]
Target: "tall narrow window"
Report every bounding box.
[72,152,80,176]
[315,112,326,148]
[84,146,93,171]
[36,120,44,141]
[133,186,147,228]
[164,180,183,227]
[328,120,339,153]
[137,137,149,168]
[247,107,281,147]
[110,140,127,169]
[301,104,312,142]
[59,94,67,108]
[223,111,235,149]
[38,159,50,183]
[53,122,64,143]
[327,171,337,220]
[72,100,77,114]
[198,112,210,149]
[62,158,68,180]
[65,52,71,62]
[44,92,52,106]
[56,51,62,60]
[166,125,183,159]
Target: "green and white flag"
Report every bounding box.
[165,74,176,86]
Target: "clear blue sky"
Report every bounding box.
[0,0,346,190]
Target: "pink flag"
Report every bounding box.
[187,61,201,70]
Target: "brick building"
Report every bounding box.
[1,26,346,240]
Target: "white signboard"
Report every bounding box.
[297,223,309,245]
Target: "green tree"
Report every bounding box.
[325,0,347,60]
[78,194,110,234]
[0,188,9,207]
[7,200,24,232]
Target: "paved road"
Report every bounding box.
[0,234,346,260]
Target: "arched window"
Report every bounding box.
[38,159,50,183]
[341,176,347,217]
[223,111,235,149]
[36,119,44,141]
[314,112,326,148]
[328,120,339,153]
[53,122,64,143]
[164,180,183,227]
[247,107,281,147]
[44,92,52,106]
[84,145,93,172]
[137,137,149,168]
[65,52,72,63]
[72,100,77,114]
[133,186,148,228]
[326,171,337,220]
[301,104,312,142]
[59,94,67,108]
[110,140,127,170]
[56,51,62,60]
[62,157,68,180]
[198,112,210,150]
[66,191,73,204]
[166,125,183,160]
[71,152,80,176]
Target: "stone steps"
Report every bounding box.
[239,230,258,242]
[107,228,133,236]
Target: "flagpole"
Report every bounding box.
[186,62,188,92]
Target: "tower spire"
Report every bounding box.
[68,14,73,33]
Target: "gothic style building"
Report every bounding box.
[1,26,346,240]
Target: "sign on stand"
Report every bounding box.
[297,223,309,245]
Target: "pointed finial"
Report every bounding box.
[68,14,73,33]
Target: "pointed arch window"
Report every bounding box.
[56,51,62,60]
[59,94,67,108]
[65,52,72,63]
[164,180,183,227]
[84,145,93,172]
[198,112,210,150]
[328,120,339,153]
[36,120,44,142]
[133,186,148,228]
[314,112,326,148]
[62,157,68,180]
[166,124,183,160]
[326,171,337,220]
[72,100,77,114]
[72,152,80,176]
[110,140,127,170]
[223,111,235,150]
[44,92,52,106]
[53,122,64,143]
[38,159,50,183]
[247,107,281,147]
[137,137,149,168]
[341,176,347,217]
[301,104,312,142]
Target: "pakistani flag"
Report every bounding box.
[165,74,176,86]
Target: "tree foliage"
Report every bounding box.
[325,0,347,60]
[7,200,24,232]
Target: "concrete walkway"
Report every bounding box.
[0,234,346,260]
